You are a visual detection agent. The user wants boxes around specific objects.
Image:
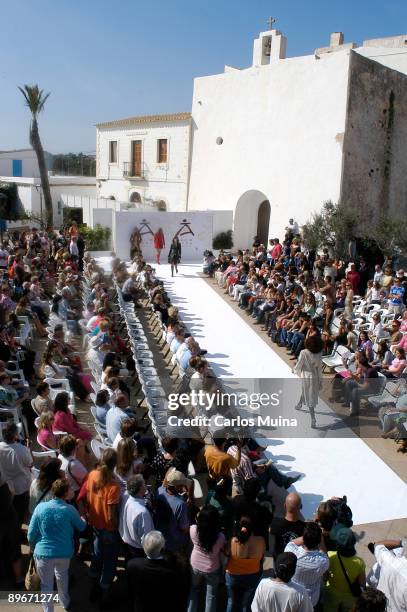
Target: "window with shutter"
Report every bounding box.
[109,141,118,164]
[157,139,168,164]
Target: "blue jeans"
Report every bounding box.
[225,571,261,612]
[188,567,221,612]
[89,528,119,589]
[291,332,305,354]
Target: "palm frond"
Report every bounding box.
[18,84,50,117]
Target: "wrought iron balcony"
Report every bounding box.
[122,161,145,179]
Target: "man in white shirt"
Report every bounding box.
[58,435,88,500]
[286,218,300,236]
[373,264,384,286]
[368,539,407,611]
[252,552,313,612]
[284,522,329,608]
[119,475,154,557]
[0,423,33,527]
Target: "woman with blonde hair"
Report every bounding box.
[37,411,58,450]
[114,438,143,491]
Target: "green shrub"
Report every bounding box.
[80,224,111,250]
[212,230,233,250]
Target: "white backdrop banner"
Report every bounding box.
[113,211,214,262]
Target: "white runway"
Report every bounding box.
[158,262,407,525]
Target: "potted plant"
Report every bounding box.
[212,230,233,253]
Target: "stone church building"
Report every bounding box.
[97,28,407,249]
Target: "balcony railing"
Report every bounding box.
[122,161,145,179]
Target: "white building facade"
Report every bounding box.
[96,113,191,212]
[187,30,407,249]
[0,148,53,179]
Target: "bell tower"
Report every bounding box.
[252,17,287,66]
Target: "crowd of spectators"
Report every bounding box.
[204,225,407,436]
[0,222,405,611]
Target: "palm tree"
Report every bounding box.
[18,84,53,226]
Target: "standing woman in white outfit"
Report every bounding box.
[293,336,324,429]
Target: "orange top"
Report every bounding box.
[226,535,265,576]
[86,470,120,531]
[226,556,261,575]
[69,225,79,238]
[204,445,239,478]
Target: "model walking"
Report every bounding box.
[168,237,181,277]
[153,228,165,264]
[293,335,324,429]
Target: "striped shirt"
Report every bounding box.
[284,541,329,606]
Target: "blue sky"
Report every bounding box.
[1,0,406,153]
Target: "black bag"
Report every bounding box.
[337,553,362,598]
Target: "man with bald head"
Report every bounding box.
[270,492,305,558]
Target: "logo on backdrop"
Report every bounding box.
[137,219,154,238]
[174,219,195,239]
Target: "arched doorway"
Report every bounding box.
[257,200,271,246]
[234,190,270,250]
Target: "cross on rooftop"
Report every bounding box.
[267,16,276,30]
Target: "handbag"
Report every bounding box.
[337,553,362,597]
[25,555,41,591]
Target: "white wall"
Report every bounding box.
[60,194,154,227]
[112,211,215,261]
[187,50,351,248]
[0,150,52,178]
[96,119,191,212]
[0,175,96,227]
[50,177,96,226]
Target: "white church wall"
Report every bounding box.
[187,51,351,248]
[356,45,407,76]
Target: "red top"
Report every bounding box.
[154,231,165,249]
[53,410,92,441]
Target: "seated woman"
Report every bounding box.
[32,381,53,415]
[87,321,115,367]
[370,340,393,371]
[379,381,407,438]
[381,348,407,379]
[37,411,58,450]
[39,342,91,403]
[15,296,47,338]
[357,331,374,362]
[94,389,111,426]
[52,392,92,442]
[0,371,29,411]
[153,293,169,325]
[0,320,36,383]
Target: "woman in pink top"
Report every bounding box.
[188,505,225,612]
[52,392,92,442]
[37,411,58,450]
[382,348,407,378]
